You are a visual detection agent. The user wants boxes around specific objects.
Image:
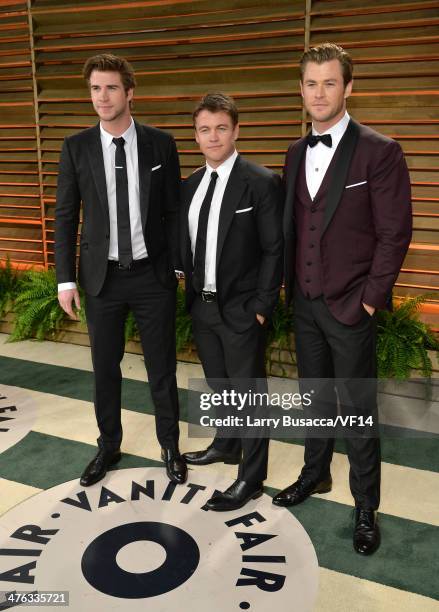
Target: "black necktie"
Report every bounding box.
[112,137,132,267]
[307,133,332,148]
[192,171,219,292]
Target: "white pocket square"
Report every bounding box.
[151,164,162,172]
[345,180,367,189]
[235,206,253,214]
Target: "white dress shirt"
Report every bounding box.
[305,111,350,200]
[188,149,238,292]
[58,118,147,292]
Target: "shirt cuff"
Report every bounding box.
[58,282,77,292]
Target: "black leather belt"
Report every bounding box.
[108,258,149,270]
[200,290,217,302]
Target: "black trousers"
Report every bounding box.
[294,284,381,510]
[85,260,180,452]
[191,296,269,484]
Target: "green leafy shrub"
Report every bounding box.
[376,294,439,378]
[9,268,65,342]
[0,256,21,317]
[266,296,295,375]
[175,283,193,353]
[4,266,439,379]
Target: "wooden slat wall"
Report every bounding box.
[31,0,302,264]
[1,0,439,316]
[0,0,43,267]
[310,0,439,302]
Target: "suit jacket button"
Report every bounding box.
[105,233,109,239]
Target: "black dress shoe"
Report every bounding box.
[353,508,380,555]
[80,448,121,487]
[161,448,187,484]
[206,479,263,512]
[183,444,241,466]
[272,474,332,507]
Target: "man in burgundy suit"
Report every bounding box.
[272,43,412,555]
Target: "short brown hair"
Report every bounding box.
[300,43,353,87]
[83,53,136,92]
[193,93,239,127]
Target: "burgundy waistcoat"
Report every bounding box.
[295,151,338,298]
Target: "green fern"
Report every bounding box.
[376,295,439,379]
[124,310,138,342]
[175,283,193,353]
[266,295,295,376]
[9,268,65,342]
[0,255,21,317]
[5,266,439,381]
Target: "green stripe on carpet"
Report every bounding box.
[265,485,439,602]
[1,355,438,473]
[0,430,437,601]
[0,430,161,489]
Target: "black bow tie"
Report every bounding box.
[307,133,332,148]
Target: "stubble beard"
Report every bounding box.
[309,98,346,126]
[96,103,130,124]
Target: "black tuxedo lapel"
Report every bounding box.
[182,167,206,267]
[135,122,154,231]
[216,155,248,269]
[322,119,360,234]
[184,167,206,214]
[86,124,110,230]
[283,137,307,236]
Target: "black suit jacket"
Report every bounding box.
[55,120,181,295]
[181,155,284,333]
[283,119,412,325]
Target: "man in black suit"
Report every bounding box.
[55,53,187,486]
[181,93,283,511]
[273,43,412,555]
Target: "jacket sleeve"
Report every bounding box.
[362,140,412,309]
[54,137,81,284]
[250,172,285,318]
[163,135,182,270]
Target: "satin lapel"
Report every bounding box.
[182,168,206,263]
[322,119,360,234]
[135,121,154,231]
[216,155,247,269]
[86,124,110,229]
[283,137,307,236]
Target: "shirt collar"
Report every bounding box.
[206,149,238,181]
[100,117,135,149]
[311,111,350,148]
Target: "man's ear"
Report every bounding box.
[344,80,353,99]
[234,123,240,141]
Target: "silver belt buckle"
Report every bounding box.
[118,261,131,270]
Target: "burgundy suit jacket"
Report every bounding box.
[283,119,412,325]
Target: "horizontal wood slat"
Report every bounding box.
[0,0,43,266]
[1,0,438,325]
